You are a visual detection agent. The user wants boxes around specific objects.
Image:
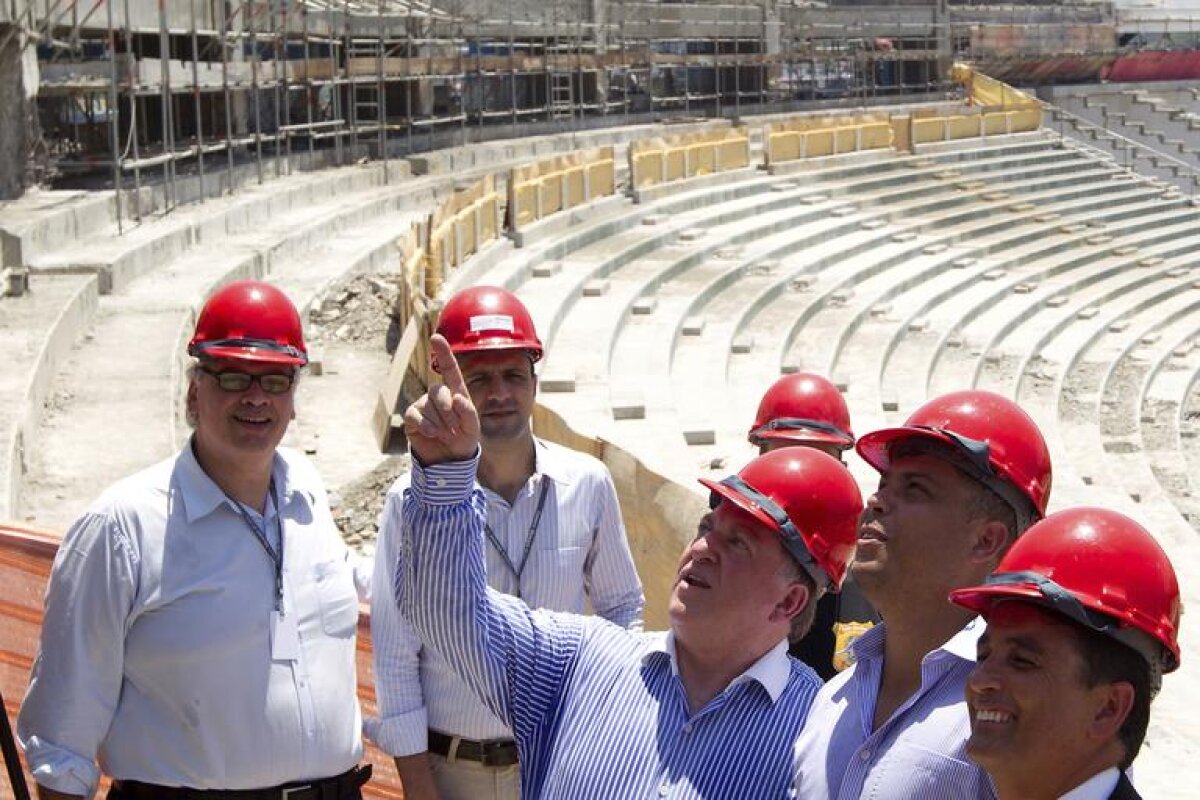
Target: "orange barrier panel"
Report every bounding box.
[0,526,408,799]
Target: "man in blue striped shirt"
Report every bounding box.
[793,391,1053,800]
[393,334,865,799]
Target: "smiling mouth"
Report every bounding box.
[234,413,272,426]
[858,526,887,542]
[680,573,710,589]
[975,709,1013,724]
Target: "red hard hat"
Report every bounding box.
[748,373,854,449]
[699,448,863,591]
[856,391,1051,529]
[434,286,543,372]
[187,280,307,366]
[951,507,1181,672]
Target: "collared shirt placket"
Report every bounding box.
[837,651,959,800]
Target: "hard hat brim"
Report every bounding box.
[196,344,308,367]
[697,477,781,535]
[855,426,957,474]
[752,428,855,448]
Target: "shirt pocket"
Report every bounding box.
[313,557,360,638]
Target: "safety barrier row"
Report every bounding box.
[426,174,504,293]
[911,107,1042,145]
[765,113,895,167]
[629,127,751,190]
[508,147,617,232]
[950,61,1039,110]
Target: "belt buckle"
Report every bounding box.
[281,785,313,799]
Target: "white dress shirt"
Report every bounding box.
[366,437,645,755]
[1061,768,1120,800]
[18,443,371,797]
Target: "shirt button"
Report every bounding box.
[682,723,693,734]
[859,749,871,762]
[434,477,447,488]
[658,782,670,797]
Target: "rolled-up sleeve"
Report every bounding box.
[18,511,138,797]
[365,490,431,756]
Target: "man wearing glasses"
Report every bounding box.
[792,391,1053,800]
[19,280,372,799]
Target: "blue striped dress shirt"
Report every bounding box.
[792,619,998,800]
[367,438,644,755]
[396,453,824,799]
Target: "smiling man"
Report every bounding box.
[951,507,1181,800]
[389,333,864,799]
[368,287,644,800]
[793,391,1052,800]
[18,280,372,800]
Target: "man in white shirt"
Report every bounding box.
[951,507,1181,800]
[368,286,645,800]
[18,280,372,800]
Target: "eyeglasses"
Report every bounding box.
[202,368,295,394]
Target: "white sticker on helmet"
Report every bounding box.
[469,314,515,333]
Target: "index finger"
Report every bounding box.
[431,333,468,396]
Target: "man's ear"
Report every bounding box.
[970,519,1011,566]
[773,581,811,625]
[1091,681,1135,740]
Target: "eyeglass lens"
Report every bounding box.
[207,370,294,394]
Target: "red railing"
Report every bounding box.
[0,524,404,799]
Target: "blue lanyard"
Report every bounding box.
[230,479,285,612]
[483,479,550,600]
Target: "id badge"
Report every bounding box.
[270,610,301,661]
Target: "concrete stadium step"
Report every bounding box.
[0,275,100,523]
[25,163,398,292]
[17,180,437,530]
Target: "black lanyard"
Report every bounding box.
[230,479,285,612]
[484,479,551,599]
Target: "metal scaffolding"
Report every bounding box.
[22,0,957,229]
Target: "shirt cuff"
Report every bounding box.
[410,448,479,505]
[363,707,430,757]
[22,735,100,798]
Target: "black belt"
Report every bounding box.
[110,765,371,800]
[428,729,519,768]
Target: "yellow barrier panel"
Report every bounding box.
[805,129,835,158]
[426,174,503,291]
[948,114,981,140]
[1009,107,1042,133]
[983,112,1009,136]
[912,117,945,145]
[507,146,617,232]
[765,115,894,166]
[629,128,750,190]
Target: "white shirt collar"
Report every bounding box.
[176,439,312,523]
[643,631,793,703]
[1060,767,1120,800]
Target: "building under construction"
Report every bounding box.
[1,1,1198,202]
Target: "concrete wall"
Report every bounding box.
[0,24,34,202]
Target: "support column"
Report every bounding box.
[0,23,38,200]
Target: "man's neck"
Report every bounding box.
[872,601,974,730]
[674,634,778,716]
[193,439,273,512]
[478,434,537,504]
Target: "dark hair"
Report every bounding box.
[965,482,1019,544]
[1072,625,1153,770]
